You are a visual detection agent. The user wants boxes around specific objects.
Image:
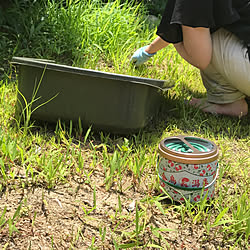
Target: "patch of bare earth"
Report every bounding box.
[0,161,231,250]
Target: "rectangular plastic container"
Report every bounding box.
[12,57,171,134]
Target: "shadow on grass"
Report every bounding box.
[148,88,250,139]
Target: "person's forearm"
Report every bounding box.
[145,36,169,54]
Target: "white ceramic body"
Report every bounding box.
[158,157,219,203]
[158,157,218,176]
[159,178,216,203]
[158,166,217,189]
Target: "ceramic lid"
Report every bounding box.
[158,135,219,164]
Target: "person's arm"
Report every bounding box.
[131,26,212,68]
[145,36,170,54]
[174,25,212,70]
[130,36,169,66]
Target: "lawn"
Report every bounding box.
[0,1,249,249]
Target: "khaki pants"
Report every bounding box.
[200,28,250,104]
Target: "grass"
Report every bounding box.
[0,0,250,249]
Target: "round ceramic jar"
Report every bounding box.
[158,135,219,202]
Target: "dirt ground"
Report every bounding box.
[0,162,234,250]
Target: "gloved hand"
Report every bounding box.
[130,46,156,66]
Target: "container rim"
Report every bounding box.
[11,56,174,91]
[158,135,219,164]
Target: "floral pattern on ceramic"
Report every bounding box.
[158,164,218,189]
[159,179,216,203]
[158,157,218,176]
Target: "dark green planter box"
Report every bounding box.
[12,57,171,134]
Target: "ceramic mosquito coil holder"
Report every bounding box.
[158,135,219,203]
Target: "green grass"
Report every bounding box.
[0,0,249,249]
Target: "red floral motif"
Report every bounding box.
[181,178,189,187]
[207,164,212,171]
[192,179,200,188]
[200,169,206,176]
[193,195,200,202]
[203,178,209,186]
[194,165,199,170]
[170,175,177,185]
[161,173,167,181]
[168,160,175,167]
[160,181,165,187]
[173,190,178,194]
[163,166,166,171]
[179,197,185,202]
[175,165,182,171]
